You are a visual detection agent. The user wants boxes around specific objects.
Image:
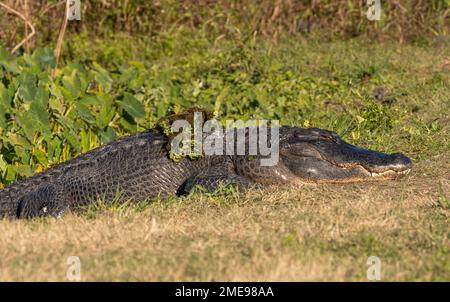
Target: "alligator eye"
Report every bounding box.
[318,134,337,143]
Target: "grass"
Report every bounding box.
[68,31,450,161]
[2,1,448,49]
[0,30,449,281]
[0,152,448,281]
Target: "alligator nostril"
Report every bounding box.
[391,152,413,169]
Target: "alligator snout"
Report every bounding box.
[280,127,413,183]
[358,152,412,180]
[369,152,412,173]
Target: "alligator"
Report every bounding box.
[0,111,412,219]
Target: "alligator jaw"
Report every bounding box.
[321,149,413,182]
[369,168,411,178]
[280,127,413,183]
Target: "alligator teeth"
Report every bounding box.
[370,169,411,177]
[370,172,384,177]
[370,171,389,177]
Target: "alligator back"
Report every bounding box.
[0,129,208,218]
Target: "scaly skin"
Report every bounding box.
[0,125,412,219]
[0,129,210,218]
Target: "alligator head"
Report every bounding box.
[278,127,412,183]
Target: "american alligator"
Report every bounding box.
[0,112,412,219]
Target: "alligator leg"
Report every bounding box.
[16,183,71,219]
[178,160,255,195]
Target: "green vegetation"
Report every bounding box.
[0,0,448,281]
[1,1,448,47]
[1,30,449,185]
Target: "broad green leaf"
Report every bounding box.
[75,102,96,124]
[0,82,10,128]
[62,70,83,100]
[32,149,49,166]
[0,155,7,173]
[57,115,78,131]
[63,128,81,152]
[91,63,113,93]
[81,94,101,106]
[24,48,56,72]
[30,102,52,138]
[47,136,62,160]
[120,117,138,132]
[34,84,49,108]
[5,132,33,150]
[80,129,91,152]
[117,93,146,119]
[16,111,38,141]
[15,164,34,177]
[5,165,16,182]
[32,48,56,69]
[95,95,115,129]
[17,72,38,103]
[0,47,20,74]
[48,83,65,113]
[100,127,117,144]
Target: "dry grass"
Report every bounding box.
[1,0,448,51]
[0,152,448,281]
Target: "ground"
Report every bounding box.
[0,34,449,281]
[0,151,448,281]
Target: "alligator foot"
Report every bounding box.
[179,161,255,195]
[17,184,70,219]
